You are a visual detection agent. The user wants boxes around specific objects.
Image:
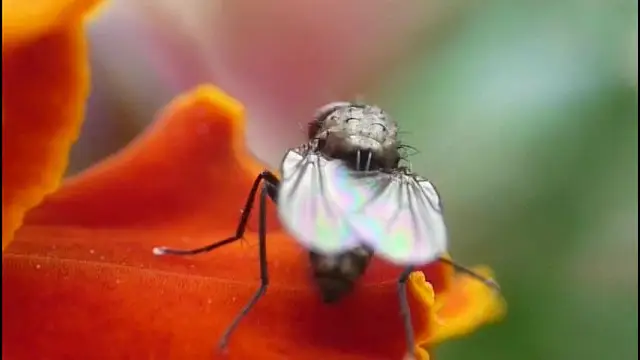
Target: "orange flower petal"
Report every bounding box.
[3,86,446,359]
[2,0,103,48]
[23,86,276,232]
[2,0,103,250]
[415,266,507,346]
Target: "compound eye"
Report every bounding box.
[314,102,351,123]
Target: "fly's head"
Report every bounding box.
[308,102,400,171]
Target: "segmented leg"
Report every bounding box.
[152,171,280,350]
[397,266,416,359]
[152,170,279,255]
[217,182,271,350]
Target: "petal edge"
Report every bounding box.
[2,22,91,250]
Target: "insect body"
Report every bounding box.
[308,244,374,303]
[153,102,499,357]
[297,102,401,303]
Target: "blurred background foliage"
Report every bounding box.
[72,0,637,359]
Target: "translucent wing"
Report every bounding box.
[324,163,448,266]
[277,148,362,254]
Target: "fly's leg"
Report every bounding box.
[152,170,279,255]
[151,171,279,351]
[396,259,500,359]
[397,266,417,360]
[438,257,501,291]
[217,182,271,350]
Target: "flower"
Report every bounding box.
[2,0,104,249]
[2,85,505,359]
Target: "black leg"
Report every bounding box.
[437,257,501,291]
[152,170,279,256]
[397,266,416,359]
[217,182,271,351]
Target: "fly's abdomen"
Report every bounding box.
[309,245,374,303]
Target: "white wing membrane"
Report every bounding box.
[278,148,448,266]
[277,149,361,254]
[323,164,449,265]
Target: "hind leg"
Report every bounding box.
[397,266,416,359]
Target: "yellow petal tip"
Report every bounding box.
[173,85,245,122]
[427,266,507,344]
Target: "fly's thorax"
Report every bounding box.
[309,102,401,170]
[309,245,374,303]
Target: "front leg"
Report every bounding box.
[152,170,279,256]
[217,182,272,351]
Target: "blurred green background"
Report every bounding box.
[74,1,637,359]
[374,2,638,360]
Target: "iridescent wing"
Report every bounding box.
[324,163,448,266]
[277,148,362,254]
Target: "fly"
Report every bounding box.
[152,102,500,358]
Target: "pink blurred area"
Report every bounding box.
[72,0,447,173]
